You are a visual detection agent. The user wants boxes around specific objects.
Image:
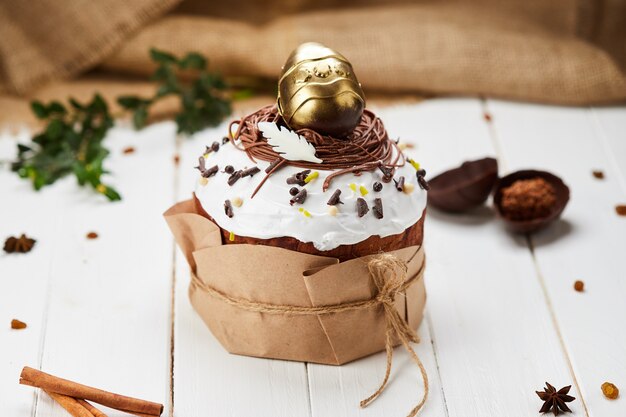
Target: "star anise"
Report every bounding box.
[536,382,575,415]
[3,234,36,254]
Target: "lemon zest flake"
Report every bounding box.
[408,159,421,171]
[304,171,319,184]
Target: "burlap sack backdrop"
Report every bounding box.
[1,0,625,125]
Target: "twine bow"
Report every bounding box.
[360,254,429,417]
[190,252,428,417]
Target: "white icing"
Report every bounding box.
[194,140,427,251]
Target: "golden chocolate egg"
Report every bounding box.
[278,42,365,137]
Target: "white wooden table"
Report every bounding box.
[1,98,625,417]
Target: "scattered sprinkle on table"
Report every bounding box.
[573,280,584,292]
[11,319,27,330]
[173,154,180,165]
[86,232,99,240]
[592,170,604,179]
[483,112,492,122]
[536,382,575,415]
[601,382,619,399]
[122,146,135,154]
[3,234,36,254]
[616,205,626,216]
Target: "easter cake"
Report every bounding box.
[193,43,428,261]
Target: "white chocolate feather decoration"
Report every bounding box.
[258,122,322,164]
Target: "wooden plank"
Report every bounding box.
[360,99,573,417]
[486,101,626,416]
[173,125,312,417]
[307,315,443,417]
[0,128,69,417]
[591,107,626,192]
[13,122,177,417]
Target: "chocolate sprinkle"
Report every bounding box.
[394,176,405,191]
[290,188,307,205]
[224,165,235,174]
[241,166,261,178]
[286,169,311,186]
[373,182,383,192]
[222,136,230,144]
[195,156,206,173]
[265,158,282,173]
[327,189,343,205]
[227,170,242,186]
[417,175,430,190]
[416,169,426,177]
[224,200,234,217]
[202,165,219,178]
[373,198,384,219]
[289,187,300,196]
[211,141,220,152]
[378,164,393,183]
[356,198,369,217]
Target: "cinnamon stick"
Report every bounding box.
[76,399,108,417]
[20,367,163,416]
[45,390,94,417]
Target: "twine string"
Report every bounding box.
[190,252,428,417]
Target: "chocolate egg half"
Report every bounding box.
[278,42,365,137]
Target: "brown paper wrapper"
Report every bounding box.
[164,199,426,365]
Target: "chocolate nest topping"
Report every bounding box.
[229,105,406,194]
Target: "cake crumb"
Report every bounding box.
[616,205,626,216]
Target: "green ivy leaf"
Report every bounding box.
[179,53,207,70]
[47,101,67,115]
[31,101,48,119]
[117,96,144,109]
[150,48,177,64]
[132,107,148,129]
